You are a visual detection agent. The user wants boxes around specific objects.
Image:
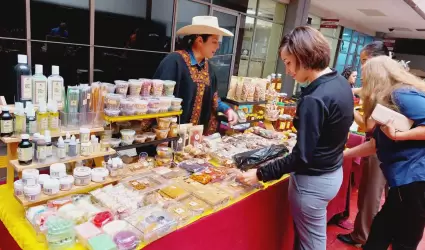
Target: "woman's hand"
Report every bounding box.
[226,109,239,126]
[380,119,397,140]
[237,169,260,186]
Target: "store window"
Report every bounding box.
[335,27,374,87]
[212,0,253,13]
[31,41,90,86]
[0,0,26,38]
[95,0,173,52]
[94,47,166,83]
[30,0,90,44]
[0,39,27,103]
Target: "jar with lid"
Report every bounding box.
[22,169,39,186]
[276,115,287,132]
[0,106,13,137]
[43,178,60,195]
[73,167,91,186]
[60,175,74,191]
[18,134,33,165]
[91,168,109,183]
[24,184,41,202]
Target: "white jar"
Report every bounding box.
[43,178,60,195]
[14,180,24,196]
[24,184,41,202]
[37,174,51,188]
[73,167,92,186]
[59,175,74,191]
[50,163,66,179]
[80,142,92,156]
[80,128,90,143]
[22,169,39,186]
[91,167,109,183]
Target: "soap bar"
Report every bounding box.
[92,211,114,228]
[75,222,102,241]
[88,234,117,250]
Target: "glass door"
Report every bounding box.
[209,8,240,98]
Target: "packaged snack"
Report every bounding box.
[226,76,238,100]
[140,79,152,96]
[157,117,171,129]
[240,78,253,102]
[154,127,170,140]
[190,172,212,185]
[178,159,208,173]
[151,80,164,96]
[115,80,129,96]
[188,125,204,147]
[113,230,141,250]
[128,79,143,96]
[92,211,114,228]
[105,94,121,110]
[163,80,176,96]
[167,203,193,226]
[180,195,210,215]
[159,184,190,200]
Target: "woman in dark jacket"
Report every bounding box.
[239,26,354,250]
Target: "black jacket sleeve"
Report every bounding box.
[257,96,326,182]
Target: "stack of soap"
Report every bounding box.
[88,234,117,250]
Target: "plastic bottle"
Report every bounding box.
[14,102,26,135]
[15,54,32,102]
[32,64,47,105]
[48,65,64,107]
[91,135,99,153]
[68,135,77,157]
[36,135,46,162]
[18,134,33,165]
[32,133,40,160]
[56,136,66,159]
[76,138,81,156]
[64,132,71,154]
[25,103,37,135]
[47,101,59,133]
[45,130,53,157]
[0,106,13,137]
[37,101,49,134]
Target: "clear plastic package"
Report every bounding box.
[121,174,168,193]
[178,159,209,173]
[159,184,190,201]
[167,202,194,227]
[113,229,141,250]
[92,211,115,228]
[213,176,254,199]
[88,233,117,250]
[180,195,211,215]
[75,222,102,247]
[124,205,177,244]
[45,216,76,250]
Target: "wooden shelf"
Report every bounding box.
[11,149,117,172]
[1,127,104,144]
[15,177,119,207]
[221,97,266,106]
[113,137,179,151]
[104,111,182,122]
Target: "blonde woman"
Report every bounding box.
[344,56,425,250]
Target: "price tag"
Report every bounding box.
[189,201,198,207]
[174,208,185,214]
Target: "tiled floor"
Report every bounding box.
[327,187,425,250]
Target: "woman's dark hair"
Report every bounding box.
[176,34,212,50]
[342,66,356,80]
[279,26,330,70]
[361,41,389,57]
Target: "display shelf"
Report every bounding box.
[221,97,266,106]
[15,177,119,207]
[104,110,182,122]
[113,137,179,151]
[11,149,116,172]
[1,127,104,144]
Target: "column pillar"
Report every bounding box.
[276,0,311,96]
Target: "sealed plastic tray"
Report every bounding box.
[179,195,211,215]
[213,177,254,199]
[178,159,211,173]
[159,184,190,201]
[121,173,168,193]
[124,205,177,244]
[166,202,194,227]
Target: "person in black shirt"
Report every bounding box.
[238,26,354,250]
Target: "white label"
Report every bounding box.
[174,208,185,214]
[83,99,87,106]
[118,88,127,94]
[1,120,13,133]
[18,147,32,161]
[52,81,63,102]
[87,93,91,100]
[39,117,48,131]
[44,188,53,194]
[34,81,47,104]
[189,201,198,207]
[23,178,37,186]
[21,76,33,100]
[195,134,200,140]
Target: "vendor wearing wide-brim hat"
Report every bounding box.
[154,16,238,135]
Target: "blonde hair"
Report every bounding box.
[361,55,425,124]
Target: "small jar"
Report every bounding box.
[24,184,41,202]
[38,174,51,188]
[81,142,92,156]
[80,128,90,143]
[100,140,110,152]
[73,167,92,186]
[59,175,75,191]
[14,179,24,196]
[43,178,60,195]
[91,168,109,183]
[22,169,39,186]
[50,163,67,179]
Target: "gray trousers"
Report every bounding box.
[289,167,343,250]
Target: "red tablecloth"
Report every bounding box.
[0,160,353,250]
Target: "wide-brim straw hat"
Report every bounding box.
[176,16,234,37]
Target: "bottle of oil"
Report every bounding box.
[14,102,26,135]
[47,101,59,133]
[270,73,276,90]
[0,106,13,137]
[25,103,37,135]
[18,134,33,165]
[37,101,48,134]
[276,74,282,92]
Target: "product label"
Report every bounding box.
[46,145,52,157]
[44,188,53,194]
[21,76,33,100]
[70,100,78,107]
[34,80,47,104]
[57,148,66,158]
[48,116,59,130]
[174,208,185,214]
[286,122,291,130]
[87,93,91,100]
[28,120,37,134]
[1,120,13,133]
[189,201,198,207]
[37,146,46,160]
[18,147,32,161]
[52,81,63,103]
[39,117,48,131]
[81,145,91,156]
[279,122,286,130]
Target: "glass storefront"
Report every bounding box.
[1,0,287,102]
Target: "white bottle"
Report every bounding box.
[47,66,64,107]
[91,135,100,153]
[32,64,47,105]
[64,132,71,154]
[56,136,66,159]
